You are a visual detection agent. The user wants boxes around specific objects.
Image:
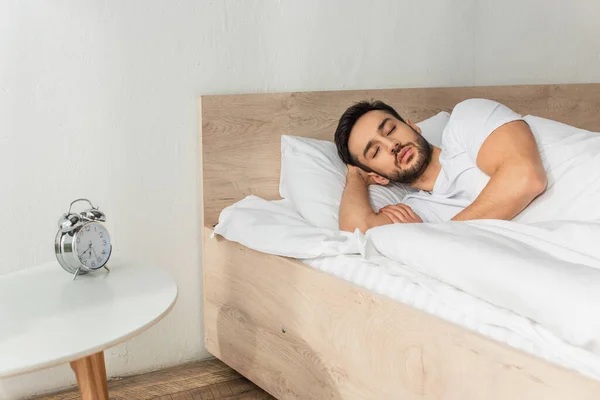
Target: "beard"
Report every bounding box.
[379,134,433,185]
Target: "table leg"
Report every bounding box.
[69,351,109,400]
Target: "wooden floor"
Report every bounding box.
[32,359,274,400]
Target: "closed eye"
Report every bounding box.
[373,147,380,158]
[386,126,396,136]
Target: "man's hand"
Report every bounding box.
[379,204,423,224]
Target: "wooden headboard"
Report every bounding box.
[200,83,600,227]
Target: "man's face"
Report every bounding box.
[347,110,432,185]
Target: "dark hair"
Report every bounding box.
[334,100,406,171]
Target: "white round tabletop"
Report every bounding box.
[0,259,178,378]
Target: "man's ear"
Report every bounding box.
[369,172,390,186]
[406,119,422,135]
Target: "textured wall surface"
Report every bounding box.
[0,0,598,398]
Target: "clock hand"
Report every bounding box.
[82,242,93,258]
[78,247,91,258]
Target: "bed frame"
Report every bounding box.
[200,83,600,399]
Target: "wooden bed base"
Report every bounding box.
[200,84,600,399]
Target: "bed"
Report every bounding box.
[199,83,600,399]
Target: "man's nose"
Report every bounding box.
[381,139,400,154]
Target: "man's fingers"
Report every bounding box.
[381,209,401,223]
[403,206,423,223]
[380,208,403,223]
[382,205,410,220]
[380,208,400,223]
[381,206,410,223]
[381,204,422,223]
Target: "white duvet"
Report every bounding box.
[214,196,600,358]
[364,219,600,355]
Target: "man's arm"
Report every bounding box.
[339,166,392,233]
[451,120,547,222]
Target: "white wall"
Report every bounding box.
[473,0,600,85]
[0,1,598,398]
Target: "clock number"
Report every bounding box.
[99,232,104,238]
[76,237,81,243]
[91,261,96,268]
[102,240,107,246]
[85,225,90,232]
[102,250,106,255]
[94,226,97,232]
[97,257,102,262]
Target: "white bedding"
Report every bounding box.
[213,195,600,380]
[364,219,600,356]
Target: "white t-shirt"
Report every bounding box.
[404,98,524,222]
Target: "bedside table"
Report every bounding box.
[0,259,178,400]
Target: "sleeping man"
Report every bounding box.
[334,99,548,233]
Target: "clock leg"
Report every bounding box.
[70,351,109,400]
[73,267,83,281]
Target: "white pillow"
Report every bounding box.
[417,111,450,148]
[279,112,450,230]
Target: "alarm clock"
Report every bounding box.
[55,198,112,280]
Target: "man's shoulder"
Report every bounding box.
[443,98,519,145]
[442,99,490,146]
[449,98,502,123]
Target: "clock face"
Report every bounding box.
[73,222,112,270]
